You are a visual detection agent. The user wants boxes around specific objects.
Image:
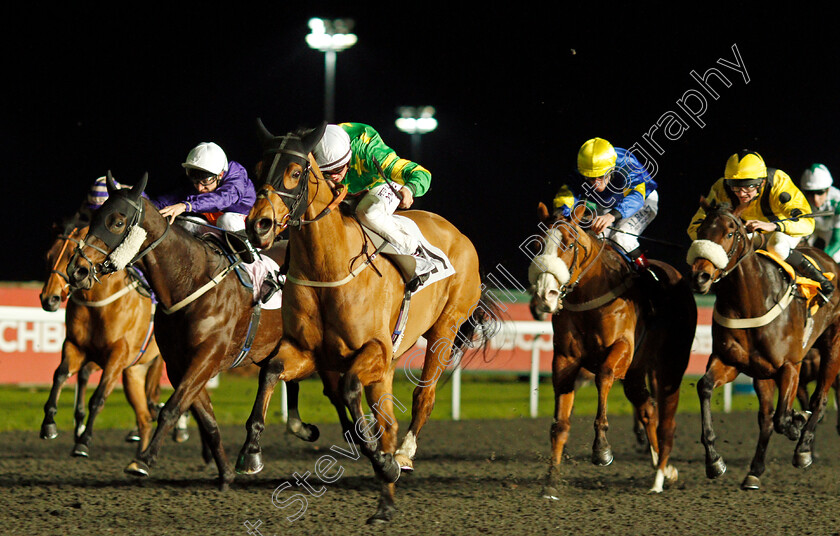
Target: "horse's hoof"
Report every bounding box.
[374,453,401,484]
[591,448,614,466]
[71,444,89,458]
[741,474,760,490]
[705,457,726,479]
[235,451,264,475]
[394,453,414,472]
[40,423,58,440]
[793,451,813,469]
[125,429,141,442]
[542,485,561,500]
[287,420,320,443]
[172,428,189,444]
[125,460,150,477]
[365,504,396,525]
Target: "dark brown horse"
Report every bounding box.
[529,202,696,494]
[237,122,489,523]
[66,173,346,489]
[40,211,163,457]
[688,198,840,489]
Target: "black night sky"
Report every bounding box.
[4,4,839,287]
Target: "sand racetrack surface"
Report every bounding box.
[1,411,838,535]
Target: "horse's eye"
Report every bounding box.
[105,213,126,233]
[726,232,733,238]
[292,169,302,179]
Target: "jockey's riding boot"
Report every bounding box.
[788,250,835,301]
[260,272,285,304]
[407,247,435,292]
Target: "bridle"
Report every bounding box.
[703,209,757,284]
[547,225,608,305]
[72,193,169,283]
[258,132,347,232]
[43,225,83,299]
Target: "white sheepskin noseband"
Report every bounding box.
[686,239,728,270]
[107,226,147,271]
[528,254,571,286]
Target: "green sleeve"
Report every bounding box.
[826,228,840,257]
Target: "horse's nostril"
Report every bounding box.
[255,218,271,234]
[696,272,711,284]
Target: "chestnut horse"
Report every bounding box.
[66,173,346,489]
[529,202,696,495]
[237,121,488,524]
[40,210,163,457]
[688,199,840,490]
[797,348,840,435]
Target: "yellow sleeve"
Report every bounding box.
[770,170,815,237]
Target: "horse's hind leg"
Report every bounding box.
[698,355,739,479]
[40,342,87,440]
[742,378,775,490]
[794,341,840,468]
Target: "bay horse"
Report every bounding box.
[237,121,489,523]
[40,210,163,457]
[688,198,840,489]
[529,202,696,494]
[66,173,346,489]
[797,348,840,435]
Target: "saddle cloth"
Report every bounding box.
[361,214,456,293]
[758,249,834,313]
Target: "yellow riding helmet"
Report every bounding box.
[724,150,767,187]
[577,138,617,178]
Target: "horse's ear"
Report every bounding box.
[129,172,148,200]
[106,170,119,194]
[537,202,550,223]
[256,117,274,146]
[302,121,327,153]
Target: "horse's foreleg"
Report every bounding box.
[543,361,579,500]
[40,342,87,440]
[698,355,739,479]
[73,361,96,438]
[742,378,775,490]
[321,371,355,440]
[284,380,320,442]
[592,341,631,467]
[237,348,315,475]
[774,361,806,441]
[144,353,164,417]
[364,370,399,524]
[189,387,234,490]
[72,346,127,458]
[622,370,658,464]
[342,358,401,485]
[123,364,155,453]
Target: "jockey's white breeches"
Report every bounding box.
[600,190,659,254]
[356,183,418,254]
[766,231,801,259]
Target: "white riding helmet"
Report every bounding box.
[313,125,352,173]
[800,163,833,191]
[182,142,229,175]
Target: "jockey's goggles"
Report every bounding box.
[725,178,763,191]
[186,169,219,186]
